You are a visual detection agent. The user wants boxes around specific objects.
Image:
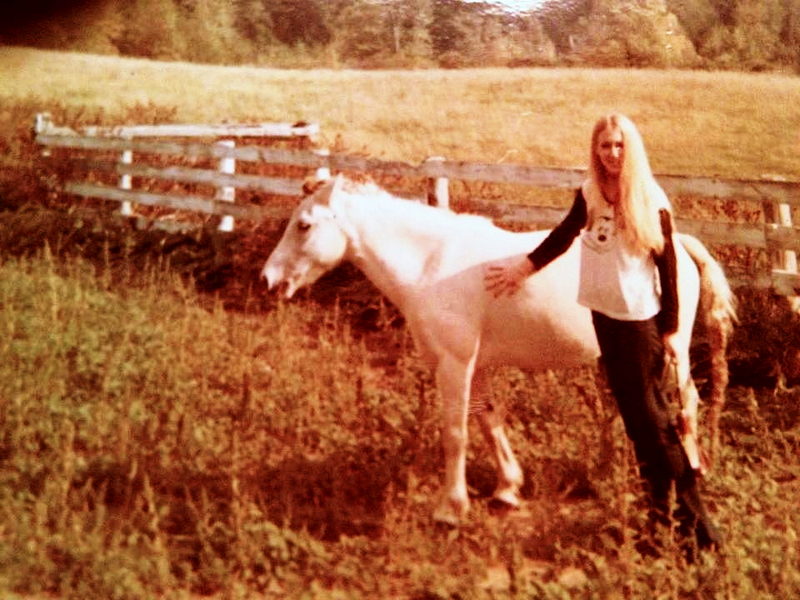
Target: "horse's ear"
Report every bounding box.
[302,176,328,196]
[331,173,345,193]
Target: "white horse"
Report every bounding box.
[262,175,736,526]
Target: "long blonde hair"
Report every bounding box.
[583,114,670,255]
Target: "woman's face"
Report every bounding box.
[596,126,624,177]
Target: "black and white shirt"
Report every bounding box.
[526,184,679,333]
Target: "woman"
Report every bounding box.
[485,114,721,556]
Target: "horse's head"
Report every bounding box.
[262,175,349,298]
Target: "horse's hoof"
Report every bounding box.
[488,499,520,516]
[433,508,461,528]
[490,489,521,509]
[433,498,468,527]
[433,516,460,532]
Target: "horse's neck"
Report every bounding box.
[335,191,440,308]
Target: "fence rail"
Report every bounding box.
[34,114,799,296]
[34,112,320,140]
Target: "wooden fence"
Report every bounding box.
[33,113,799,296]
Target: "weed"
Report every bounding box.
[0,251,798,598]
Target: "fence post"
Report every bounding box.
[118,136,134,216]
[215,140,236,232]
[34,113,52,156]
[776,202,798,273]
[776,201,799,309]
[314,148,331,180]
[763,199,798,271]
[425,156,449,209]
[34,112,51,135]
[763,195,799,307]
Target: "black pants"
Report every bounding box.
[591,311,720,551]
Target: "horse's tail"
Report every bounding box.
[679,233,737,464]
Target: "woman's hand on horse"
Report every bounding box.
[484,257,535,297]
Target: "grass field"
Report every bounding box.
[2,46,799,179]
[1,248,798,599]
[1,46,800,599]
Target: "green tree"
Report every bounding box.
[114,0,184,60]
[569,0,697,67]
[385,0,434,63]
[430,0,468,56]
[731,0,785,68]
[537,0,591,53]
[693,0,794,70]
[267,0,331,46]
[707,0,737,25]
[500,12,556,66]
[335,1,389,62]
[667,0,718,45]
[233,0,275,55]
[430,0,515,66]
[777,0,800,68]
[173,0,242,64]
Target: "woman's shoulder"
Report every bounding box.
[579,179,600,205]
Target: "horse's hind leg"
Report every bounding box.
[473,371,523,509]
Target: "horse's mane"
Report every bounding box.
[340,177,497,235]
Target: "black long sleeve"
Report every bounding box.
[527,188,587,271]
[654,208,679,335]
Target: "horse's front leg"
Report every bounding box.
[472,371,523,508]
[433,352,477,526]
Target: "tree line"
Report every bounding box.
[2,0,799,72]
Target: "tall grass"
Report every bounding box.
[0,251,798,598]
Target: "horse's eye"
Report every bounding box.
[297,221,311,233]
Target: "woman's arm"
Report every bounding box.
[655,208,679,336]
[527,188,587,270]
[485,188,587,297]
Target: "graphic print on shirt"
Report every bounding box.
[581,214,615,252]
[577,202,662,321]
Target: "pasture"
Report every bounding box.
[0,47,799,598]
[2,47,800,179]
